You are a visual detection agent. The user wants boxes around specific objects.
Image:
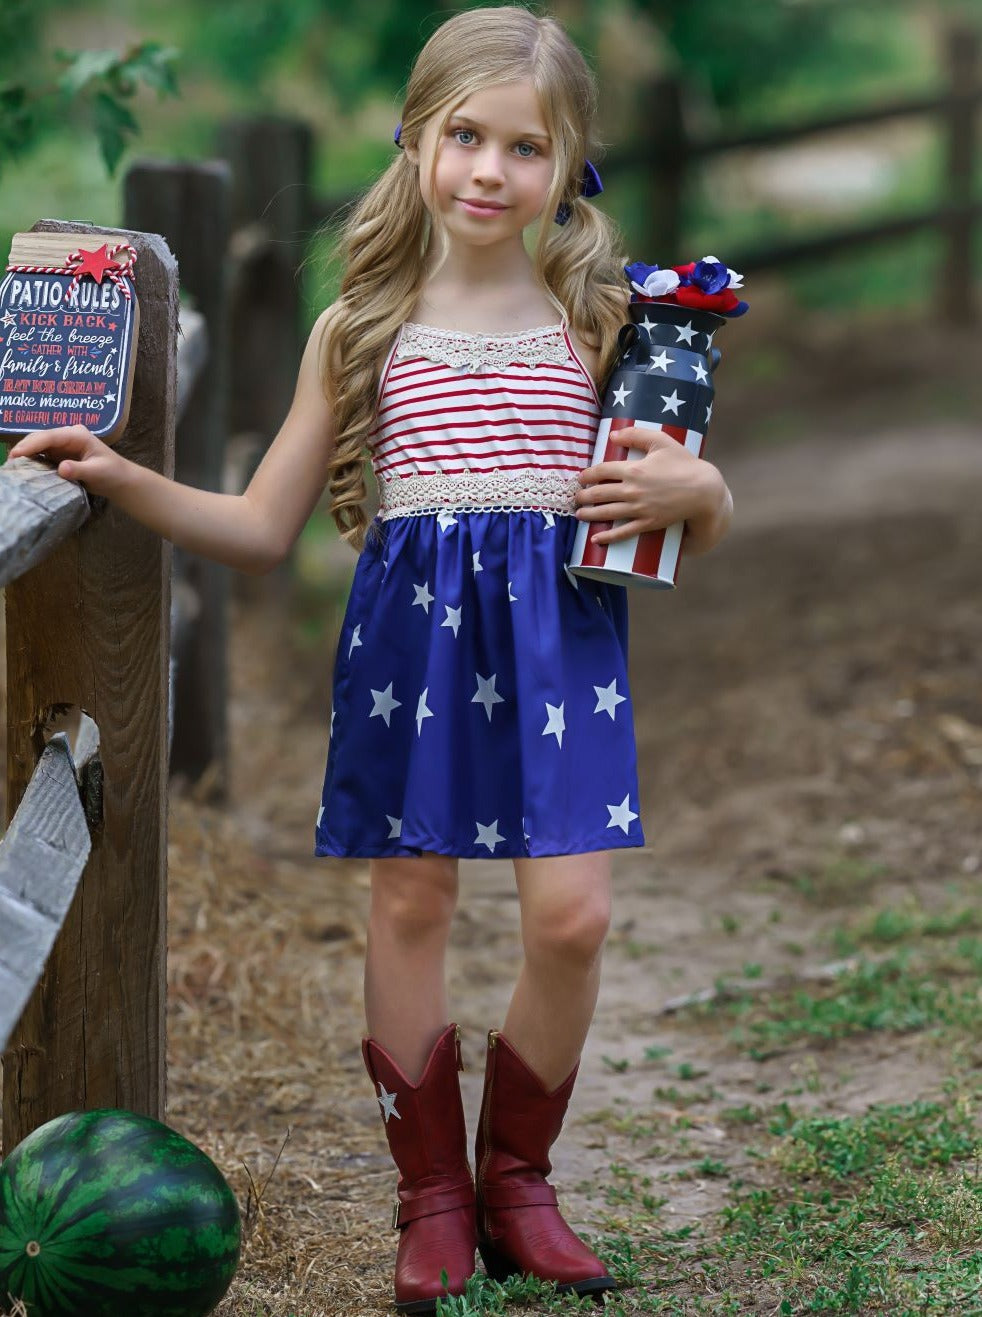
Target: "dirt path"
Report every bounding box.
[166,382,982,1312]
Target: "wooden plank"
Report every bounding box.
[216,118,312,450]
[176,307,208,421]
[125,161,230,794]
[2,217,175,1153]
[0,735,90,1054]
[729,201,982,274]
[940,26,979,324]
[0,457,90,588]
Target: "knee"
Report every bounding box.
[369,856,458,941]
[523,891,611,970]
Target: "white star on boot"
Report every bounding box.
[376,1083,401,1122]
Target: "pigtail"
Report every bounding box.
[322,155,429,550]
[537,197,629,393]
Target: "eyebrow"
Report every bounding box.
[448,114,550,143]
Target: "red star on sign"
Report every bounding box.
[73,245,118,284]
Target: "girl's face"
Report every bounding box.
[410,80,555,249]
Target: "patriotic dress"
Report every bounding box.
[314,319,645,859]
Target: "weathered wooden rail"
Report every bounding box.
[0,218,207,1152]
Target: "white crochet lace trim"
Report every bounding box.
[378,469,582,518]
[397,321,569,372]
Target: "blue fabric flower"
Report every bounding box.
[623,261,681,298]
[690,259,731,295]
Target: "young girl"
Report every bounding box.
[8,6,732,1311]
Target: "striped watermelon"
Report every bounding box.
[0,1109,240,1317]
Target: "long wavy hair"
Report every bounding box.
[322,5,628,551]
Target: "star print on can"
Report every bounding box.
[569,301,727,591]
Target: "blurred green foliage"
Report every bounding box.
[0,1,179,182]
[641,0,933,120]
[1,0,978,323]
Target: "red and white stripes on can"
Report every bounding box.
[569,416,706,589]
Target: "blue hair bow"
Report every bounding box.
[394,123,602,226]
[555,159,603,225]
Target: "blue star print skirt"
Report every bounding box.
[315,511,645,859]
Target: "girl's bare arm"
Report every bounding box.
[6,307,339,575]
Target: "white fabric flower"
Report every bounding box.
[630,269,680,298]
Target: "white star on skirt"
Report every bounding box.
[606,795,639,833]
[415,688,434,735]
[370,682,401,727]
[473,550,484,574]
[475,819,505,852]
[412,581,434,614]
[472,672,504,721]
[437,510,458,531]
[348,624,363,658]
[442,604,462,637]
[593,679,626,720]
[386,815,402,839]
[542,701,566,747]
[376,1083,400,1122]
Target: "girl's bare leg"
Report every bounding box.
[502,851,612,1088]
[364,852,460,1081]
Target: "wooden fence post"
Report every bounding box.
[638,73,686,262]
[940,24,979,324]
[216,117,314,448]
[124,161,231,793]
[1,219,176,1153]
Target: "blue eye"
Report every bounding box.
[515,143,537,158]
[453,128,476,145]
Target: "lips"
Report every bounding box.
[458,198,507,212]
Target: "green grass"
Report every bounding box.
[571,1094,982,1315]
[683,941,982,1061]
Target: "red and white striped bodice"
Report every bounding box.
[369,320,602,518]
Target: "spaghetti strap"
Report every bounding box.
[561,323,602,407]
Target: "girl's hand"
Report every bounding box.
[574,426,732,554]
[6,424,130,499]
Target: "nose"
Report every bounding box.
[471,143,506,186]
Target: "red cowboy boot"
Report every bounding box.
[363,1023,477,1313]
[475,1029,615,1298]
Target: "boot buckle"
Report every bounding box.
[392,1199,402,1229]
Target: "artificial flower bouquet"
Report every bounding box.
[624,255,749,317]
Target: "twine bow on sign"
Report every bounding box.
[64,244,138,303]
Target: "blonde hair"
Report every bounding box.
[323,5,628,551]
